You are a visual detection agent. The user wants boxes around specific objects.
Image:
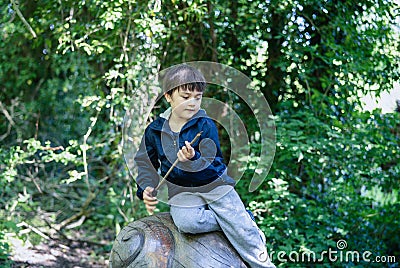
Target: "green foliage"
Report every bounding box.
[0,230,11,267]
[240,106,400,266]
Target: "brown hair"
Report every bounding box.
[162,64,206,96]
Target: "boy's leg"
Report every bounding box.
[169,192,221,234]
[200,185,275,268]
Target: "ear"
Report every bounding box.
[164,93,172,103]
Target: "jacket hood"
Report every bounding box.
[159,107,172,120]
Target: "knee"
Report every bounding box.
[171,208,202,234]
[175,219,198,234]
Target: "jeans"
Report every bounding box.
[169,185,275,268]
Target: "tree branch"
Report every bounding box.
[10,0,37,38]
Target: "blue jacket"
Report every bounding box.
[135,108,235,200]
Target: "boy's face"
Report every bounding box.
[165,88,203,121]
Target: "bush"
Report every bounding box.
[237,105,399,266]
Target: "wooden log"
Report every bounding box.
[109,212,247,267]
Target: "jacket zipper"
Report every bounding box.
[172,132,181,176]
[159,129,181,176]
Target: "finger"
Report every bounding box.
[145,202,157,208]
[185,141,193,150]
[183,149,191,158]
[144,199,159,206]
[144,198,158,205]
[177,150,187,162]
[143,191,157,200]
[144,197,158,204]
[144,187,158,198]
[184,142,194,157]
[146,203,156,209]
[177,150,183,160]
[144,186,154,195]
[185,150,193,159]
[181,146,188,155]
[144,197,157,204]
[185,141,194,155]
[145,201,158,214]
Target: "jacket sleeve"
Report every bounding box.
[179,119,226,180]
[134,128,160,200]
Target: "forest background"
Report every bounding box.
[0,0,399,267]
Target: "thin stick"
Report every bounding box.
[154,131,203,193]
[10,0,37,38]
[17,222,51,240]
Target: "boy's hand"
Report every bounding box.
[177,141,195,162]
[143,187,158,215]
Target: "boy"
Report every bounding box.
[134,64,275,267]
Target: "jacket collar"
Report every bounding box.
[159,107,172,120]
[149,108,207,133]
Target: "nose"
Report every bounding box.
[187,98,196,106]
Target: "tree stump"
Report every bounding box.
[109,212,247,267]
